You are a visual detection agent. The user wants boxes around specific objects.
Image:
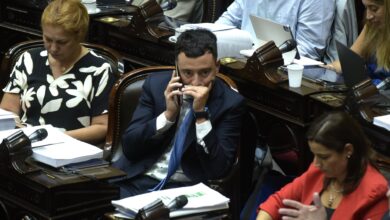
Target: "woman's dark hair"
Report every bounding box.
[175,29,218,61]
[307,111,373,193]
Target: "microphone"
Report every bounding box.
[166,195,188,210]
[376,77,390,91]
[278,39,297,54]
[160,0,177,11]
[28,128,48,143]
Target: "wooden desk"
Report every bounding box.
[0,161,125,220]
[220,60,345,174]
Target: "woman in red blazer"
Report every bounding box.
[257,111,388,220]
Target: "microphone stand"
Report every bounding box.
[135,199,169,220]
[0,130,40,174]
[244,41,285,88]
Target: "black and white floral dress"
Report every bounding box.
[3,48,115,131]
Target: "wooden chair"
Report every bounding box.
[104,66,258,219]
[0,39,124,100]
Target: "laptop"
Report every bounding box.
[336,40,369,88]
[248,14,297,64]
[96,0,127,6]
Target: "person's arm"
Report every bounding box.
[295,0,335,60]
[326,25,368,73]
[278,193,326,220]
[0,93,23,127]
[64,55,115,145]
[1,50,28,122]
[181,80,246,179]
[65,113,108,144]
[350,25,367,56]
[257,165,320,220]
[122,73,181,160]
[214,0,244,28]
[193,97,245,179]
[256,210,273,220]
[0,93,21,116]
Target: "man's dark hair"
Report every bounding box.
[175,29,218,61]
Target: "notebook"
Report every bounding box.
[248,14,297,64]
[336,40,369,88]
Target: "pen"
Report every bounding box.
[42,170,56,179]
[31,142,64,149]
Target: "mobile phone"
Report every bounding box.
[174,63,183,106]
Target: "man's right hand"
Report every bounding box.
[164,71,183,121]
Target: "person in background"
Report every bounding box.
[157,0,203,23]
[257,111,388,220]
[215,0,335,61]
[113,29,245,197]
[323,0,359,64]
[326,0,390,86]
[0,0,115,144]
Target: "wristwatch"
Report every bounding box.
[194,108,210,120]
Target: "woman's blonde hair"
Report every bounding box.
[41,0,89,41]
[362,0,390,70]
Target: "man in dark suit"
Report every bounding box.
[113,29,246,197]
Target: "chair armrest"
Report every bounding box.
[102,142,113,161]
[207,158,239,194]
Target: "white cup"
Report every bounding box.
[81,0,98,14]
[287,64,304,88]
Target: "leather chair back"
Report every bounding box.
[104,66,174,161]
[0,40,124,100]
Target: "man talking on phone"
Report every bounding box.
[113,29,246,197]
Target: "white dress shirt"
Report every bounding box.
[215,0,336,60]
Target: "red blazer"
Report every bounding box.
[259,164,388,220]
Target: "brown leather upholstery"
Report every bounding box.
[104,66,174,161]
[0,39,124,100]
[104,66,256,219]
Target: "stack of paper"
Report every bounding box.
[112,183,230,219]
[0,108,17,131]
[0,125,103,168]
[172,23,253,59]
[373,114,390,131]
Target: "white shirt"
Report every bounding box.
[215,0,336,60]
[146,97,212,181]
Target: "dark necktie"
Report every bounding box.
[152,102,193,191]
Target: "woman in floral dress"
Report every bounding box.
[0,0,115,144]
